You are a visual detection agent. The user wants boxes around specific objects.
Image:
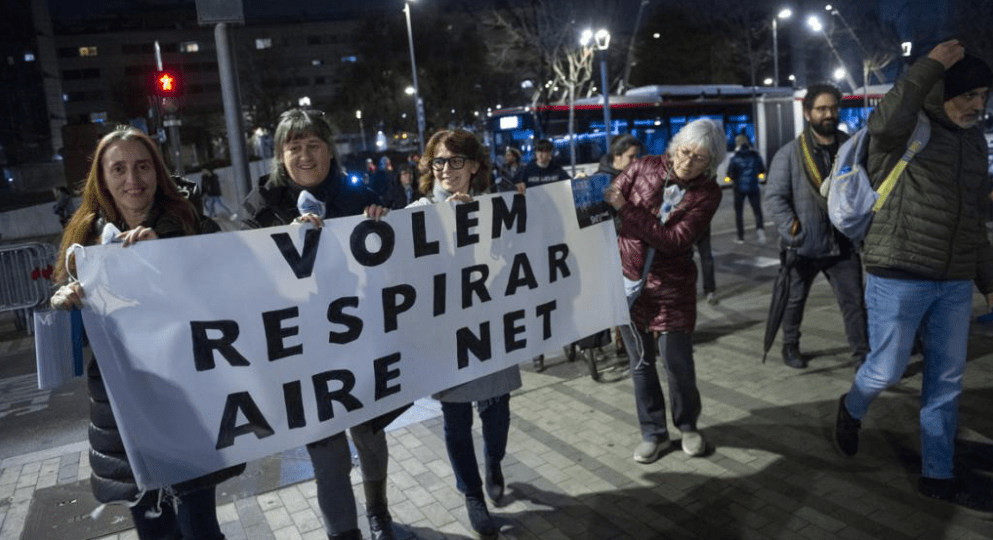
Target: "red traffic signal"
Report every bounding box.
[152,69,183,97]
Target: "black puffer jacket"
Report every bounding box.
[863,56,993,292]
[87,206,241,503]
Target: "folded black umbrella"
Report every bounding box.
[763,248,799,363]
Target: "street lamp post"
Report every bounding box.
[771,9,792,86]
[807,16,858,92]
[582,29,612,154]
[403,0,425,155]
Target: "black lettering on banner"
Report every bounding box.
[503,309,527,352]
[262,307,303,361]
[374,352,402,400]
[327,297,363,344]
[505,253,538,296]
[548,243,571,282]
[491,194,527,238]
[456,321,491,369]
[461,264,491,309]
[536,300,557,339]
[382,285,416,333]
[190,320,250,371]
[270,228,322,279]
[216,391,275,449]
[455,201,481,247]
[411,211,440,258]
[350,220,395,267]
[312,370,363,422]
[283,381,306,429]
[433,273,446,316]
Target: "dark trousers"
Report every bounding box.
[130,486,224,540]
[733,189,764,239]
[441,395,511,497]
[619,327,701,442]
[781,251,868,357]
[695,226,715,294]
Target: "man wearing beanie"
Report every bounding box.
[833,39,993,514]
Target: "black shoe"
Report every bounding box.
[918,477,993,517]
[484,462,504,503]
[329,530,362,540]
[368,512,395,540]
[532,354,544,372]
[584,349,601,381]
[782,344,806,369]
[833,394,860,457]
[465,495,498,540]
[563,344,577,362]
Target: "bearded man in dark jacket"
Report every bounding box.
[765,83,869,370]
[833,40,993,514]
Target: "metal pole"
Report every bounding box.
[155,41,183,176]
[620,0,649,95]
[772,18,779,86]
[568,81,577,177]
[214,23,252,205]
[600,54,611,154]
[404,3,425,155]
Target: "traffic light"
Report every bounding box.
[152,69,183,97]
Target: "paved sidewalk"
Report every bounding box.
[3,239,993,539]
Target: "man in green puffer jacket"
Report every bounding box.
[833,39,993,514]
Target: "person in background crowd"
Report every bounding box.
[382,165,419,209]
[834,40,993,515]
[241,108,401,540]
[764,83,869,370]
[512,138,570,194]
[727,134,767,244]
[604,118,725,464]
[200,165,235,219]
[495,146,522,192]
[51,126,241,540]
[52,186,76,228]
[408,129,518,540]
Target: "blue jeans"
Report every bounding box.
[844,275,972,479]
[619,327,700,442]
[306,420,389,534]
[441,395,511,497]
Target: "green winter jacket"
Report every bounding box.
[863,56,993,293]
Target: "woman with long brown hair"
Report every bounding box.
[52,126,239,540]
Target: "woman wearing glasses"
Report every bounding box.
[604,119,725,465]
[407,130,517,540]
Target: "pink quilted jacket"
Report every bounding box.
[613,155,722,332]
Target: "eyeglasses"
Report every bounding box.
[676,147,709,165]
[430,156,469,171]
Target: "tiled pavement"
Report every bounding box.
[3,236,993,539]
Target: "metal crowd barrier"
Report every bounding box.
[0,242,57,335]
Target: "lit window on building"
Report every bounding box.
[255,38,272,50]
[24,52,36,62]
[341,55,357,63]
[181,42,200,53]
[312,59,323,67]
[90,112,108,123]
[79,46,98,57]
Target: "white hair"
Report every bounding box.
[667,118,727,177]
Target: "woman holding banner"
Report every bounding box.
[604,119,725,465]
[240,108,400,540]
[408,129,517,540]
[52,126,240,540]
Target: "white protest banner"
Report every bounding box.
[76,182,629,490]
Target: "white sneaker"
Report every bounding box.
[633,440,667,463]
[681,431,706,457]
[733,238,745,244]
[756,229,766,244]
[706,292,718,305]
